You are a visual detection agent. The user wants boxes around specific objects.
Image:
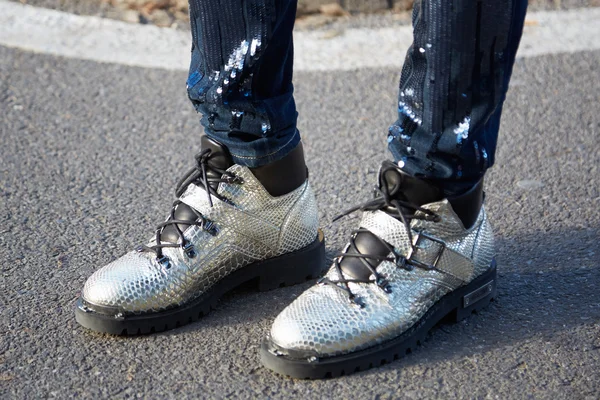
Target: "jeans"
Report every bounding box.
[186,0,528,188]
[389,0,528,193]
[186,0,299,167]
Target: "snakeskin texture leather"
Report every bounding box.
[270,200,494,357]
[82,165,319,314]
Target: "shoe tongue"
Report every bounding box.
[379,160,442,206]
[200,135,234,177]
[339,161,443,281]
[159,136,233,244]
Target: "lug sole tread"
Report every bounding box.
[260,259,497,379]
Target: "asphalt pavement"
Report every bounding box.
[0,30,599,398]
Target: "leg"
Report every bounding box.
[388,0,528,194]
[76,0,326,335]
[262,0,528,378]
[187,0,300,167]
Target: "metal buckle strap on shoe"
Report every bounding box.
[406,232,445,270]
[406,231,473,282]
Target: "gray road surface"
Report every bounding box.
[0,42,599,398]
[9,0,599,30]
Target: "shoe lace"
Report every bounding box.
[319,163,441,307]
[137,149,243,268]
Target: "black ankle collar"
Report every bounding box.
[447,178,484,229]
[338,161,484,280]
[250,142,308,197]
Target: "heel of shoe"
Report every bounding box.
[452,258,497,322]
[257,230,326,291]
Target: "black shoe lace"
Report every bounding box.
[137,149,243,268]
[318,163,441,307]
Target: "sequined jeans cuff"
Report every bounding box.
[387,0,528,187]
[186,0,299,168]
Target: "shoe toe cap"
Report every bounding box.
[82,251,170,313]
[270,287,372,358]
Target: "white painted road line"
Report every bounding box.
[0,0,599,71]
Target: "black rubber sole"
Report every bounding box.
[75,230,326,335]
[260,258,497,379]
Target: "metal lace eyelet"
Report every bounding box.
[156,255,171,269]
[396,256,413,271]
[376,277,392,294]
[203,220,218,236]
[182,242,197,258]
[349,295,366,308]
[221,197,236,207]
[227,174,244,184]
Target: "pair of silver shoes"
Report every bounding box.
[76,138,496,379]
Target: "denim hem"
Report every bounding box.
[210,129,301,168]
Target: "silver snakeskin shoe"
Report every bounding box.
[75,137,325,335]
[261,161,496,378]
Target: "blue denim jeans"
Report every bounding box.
[388,0,528,193]
[186,0,299,167]
[187,0,528,186]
